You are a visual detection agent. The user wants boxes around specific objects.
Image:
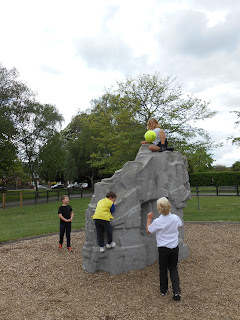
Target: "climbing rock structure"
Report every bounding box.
[82,144,191,275]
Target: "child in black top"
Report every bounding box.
[58,195,74,252]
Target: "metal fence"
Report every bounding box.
[1,185,239,209]
[1,188,92,209]
[191,185,239,196]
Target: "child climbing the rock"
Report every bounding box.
[146,197,182,301]
[92,191,117,252]
[141,118,169,152]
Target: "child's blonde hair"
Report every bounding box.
[147,118,161,130]
[61,195,68,201]
[157,197,170,215]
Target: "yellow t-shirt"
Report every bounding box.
[92,197,114,221]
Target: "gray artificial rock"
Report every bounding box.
[82,144,191,275]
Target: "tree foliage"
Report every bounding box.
[189,171,240,186]
[80,74,216,174]
[0,64,64,182]
[184,142,213,173]
[0,64,31,176]
[1,67,218,185]
[229,111,240,146]
[17,102,63,181]
[38,133,66,182]
[213,165,230,172]
[0,65,63,182]
[116,74,216,143]
[231,161,240,171]
[62,112,100,186]
[87,93,145,174]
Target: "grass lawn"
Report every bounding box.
[0,196,239,243]
[183,196,240,221]
[0,198,90,243]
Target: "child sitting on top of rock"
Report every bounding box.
[141,118,173,152]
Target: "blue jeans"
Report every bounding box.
[94,219,113,247]
[158,246,181,293]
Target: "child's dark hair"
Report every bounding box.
[106,191,117,199]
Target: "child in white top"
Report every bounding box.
[141,118,167,152]
[146,197,182,301]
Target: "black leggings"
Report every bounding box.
[59,221,71,247]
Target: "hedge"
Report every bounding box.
[189,171,240,187]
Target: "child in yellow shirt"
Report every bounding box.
[92,191,117,252]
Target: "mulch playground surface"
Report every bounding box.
[0,223,239,320]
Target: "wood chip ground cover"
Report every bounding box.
[0,223,239,320]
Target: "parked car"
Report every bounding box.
[51,184,64,189]
[81,183,88,188]
[0,186,8,192]
[66,182,80,189]
[34,185,48,190]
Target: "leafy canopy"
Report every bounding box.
[229,111,240,146]
[85,73,216,174]
[0,64,64,182]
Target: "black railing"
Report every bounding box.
[191,185,239,196]
[1,188,91,209]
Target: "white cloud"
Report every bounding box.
[0,0,240,166]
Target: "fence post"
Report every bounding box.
[81,188,83,198]
[68,189,71,199]
[2,193,6,209]
[35,191,38,204]
[196,186,200,210]
[216,185,219,196]
[20,192,23,207]
[57,191,59,201]
[237,185,239,196]
[47,191,49,203]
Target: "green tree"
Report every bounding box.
[0,64,64,185]
[116,74,216,146]
[88,93,145,174]
[0,64,33,178]
[6,159,31,189]
[231,161,240,171]
[213,165,230,172]
[17,102,64,186]
[229,111,240,146]
[38,133,66,183]
[185,142,214,173]
[64,150,78,183]
[62,112,100,187]
[87,74,216,174]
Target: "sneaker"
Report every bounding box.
[159,145,167,152]
[100,247,106,252]
[67,247,73,252]
[161,291,168,296]
[106,242,116,249]
[173,292,181,301]
[59,244,62,249]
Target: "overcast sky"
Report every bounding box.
[1,0,240,166]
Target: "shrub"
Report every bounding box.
[189,172,240,186]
